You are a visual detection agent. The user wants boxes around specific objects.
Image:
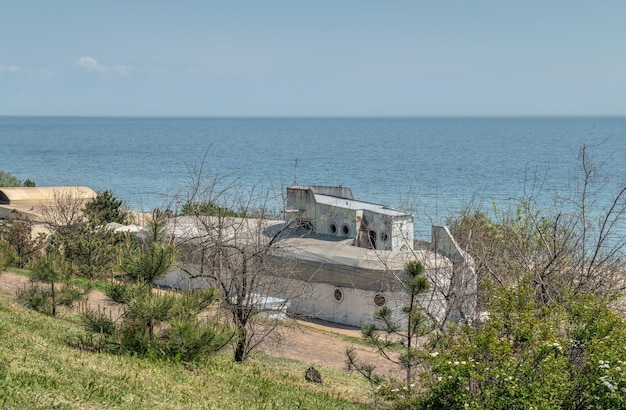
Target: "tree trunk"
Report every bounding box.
[51,281,56,316]
[234,328,247,362]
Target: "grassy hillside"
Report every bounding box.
[0,289,372,409]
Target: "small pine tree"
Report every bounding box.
[56,222,120,283]
[350,260,432,383]
[118,215,176,283]
[19,250,84,316]
[0,214,46,268]
[0,242,15,271]
[81,213,232,360]
[84,190,130,225]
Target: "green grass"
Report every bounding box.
[7,267,111,293]
[70,276,109,293]
[4,266,30,276]
[0,290,373,409]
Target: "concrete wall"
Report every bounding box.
[279,276,450,328]
[285,186,414,252]
[355,211,413,252]
[431,225,477,323]
[316,202,356,237]
[308,185,354,200]
[392,215,414,251]
[157,261,453,328]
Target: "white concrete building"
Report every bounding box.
[157,186,477,328]
[284,185,414,251]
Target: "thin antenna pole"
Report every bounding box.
[294,159,298,186]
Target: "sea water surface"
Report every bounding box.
[2,116,625,237]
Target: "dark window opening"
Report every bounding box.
[334,288,343,302]
[368,230,377,249]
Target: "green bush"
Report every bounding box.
[82,284,233,362]
[0,242,16,271]
[0,170,23,187]
[79,217,232,362]
[180,200,249,218]
[18,251,84,316]
[53,222,121,282]
[353,261,432,384]
[81,308,117,335]
[162,315,234,362]
[394,282,626,410]
[84,190,130,225]
[0,216,46,269]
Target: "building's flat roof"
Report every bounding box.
[0,186,96,206]
[165,216,449,272]
[0,186,97,221]
[277,227,450,271]
[313,193,411,217]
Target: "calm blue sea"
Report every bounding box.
[2,116,625,237]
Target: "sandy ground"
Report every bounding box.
[0,271,403,379]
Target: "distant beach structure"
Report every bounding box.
[0,186,96,220]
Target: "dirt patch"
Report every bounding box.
[0,271,30,294]
[0,270,403,379]
[260,321,403,378]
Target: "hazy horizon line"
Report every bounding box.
[2,114,625,120]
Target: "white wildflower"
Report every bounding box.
[430,352,439,357]
[599,376,617,393]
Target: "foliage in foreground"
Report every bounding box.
[350,261,432,385]
[0,214,46,269]
[0,291,370,409]
[180,200,250,218]
[80,215,234,362]
[177,167,293,363]
[54,221,122,282]
[17,250,85,316]
[84,190,131,225]
[82,285,234,362]
[0,242,15,272]
[49,190,130,282]
[448,145,626,307]
[384,282,626,410]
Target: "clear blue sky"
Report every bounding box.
[1,1,625,116]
